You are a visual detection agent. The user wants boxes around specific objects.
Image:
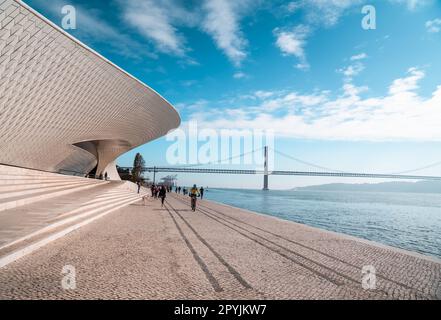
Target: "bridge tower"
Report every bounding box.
[263,146,269,190]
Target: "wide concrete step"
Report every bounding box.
[0,171,84,178]
[0,192,143,249]
[0,174,92,181]
[0,182,126,243]
[0,188,146,268]
[0,180,102,200]
[0,165,70,176]
[0,164,110,212]
[0,181,109,212]
[50,192,141,221]
[0,175,93,184]
[0,178,98,187]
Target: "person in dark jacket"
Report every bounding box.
[158,185,167,207]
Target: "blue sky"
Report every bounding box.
[24,0,441,189]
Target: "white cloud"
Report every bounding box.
[274,1,364,69]
[233,72,247,79]
[342,83,368,97]
[117,0,254,66]
[338,53,367,81]
[75,9,155,59]
[350,53,368,61]
[339,63,365,79]
[274,25,310,69]
[288,0,430,27]
[202,0,248,66]
[286,1,303,13]
[31,0,154,59]
[254,90,276,99]
[275,28,306,56]
[388,67,424,95]
[187,68,441,141]
[299,0,365,27]
[389,0,431,11]
[120,0,189,56]
[181,80,198,87]
[175,99,209,112]
[426,18,441,33]
[295,62,311,70]
[276,0,432,69]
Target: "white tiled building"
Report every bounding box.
[0,0,180,179]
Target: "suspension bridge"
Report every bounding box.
[120,146,441,190]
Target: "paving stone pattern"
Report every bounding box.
[0,193,440,299]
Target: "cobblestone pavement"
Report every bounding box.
[0,193,440,300]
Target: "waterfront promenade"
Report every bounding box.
[0,193,440,299]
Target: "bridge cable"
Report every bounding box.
[271,147,441,176]
[151,147,264,169]
[388,160,441,175]
[269,147,349,173]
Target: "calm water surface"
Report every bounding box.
[203,188,441,259]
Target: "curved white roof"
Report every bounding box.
[0,0,181,176]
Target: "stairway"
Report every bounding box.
[0,165,109,212]
[0,165,148,268]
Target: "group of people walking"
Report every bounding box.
[174,185,204,199]
[136,182,206,210]
[149,184,169,207]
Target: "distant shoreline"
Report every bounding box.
[292,180,441,194]
[205,180,441,194]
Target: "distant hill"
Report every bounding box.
[293,180,441,193]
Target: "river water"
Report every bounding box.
[203,188,441,259]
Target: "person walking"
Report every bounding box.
[199,187,204,200]
[137,181,141,194]
[158,185,167,208]
[189,184,200,212]
[104,172,108,181]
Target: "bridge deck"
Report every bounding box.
[136,167,441,181]
[0,194,440,299]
